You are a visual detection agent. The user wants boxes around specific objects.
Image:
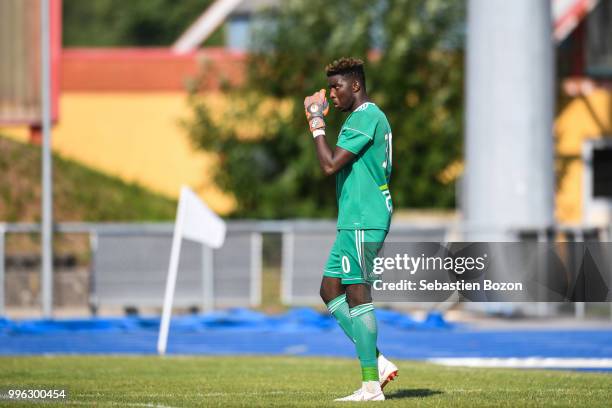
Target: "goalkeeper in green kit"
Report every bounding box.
[303,57,397,402]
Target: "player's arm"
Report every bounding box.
[304,89,355,176]
[313,135,355,176]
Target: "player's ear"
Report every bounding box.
[352,79,361,93]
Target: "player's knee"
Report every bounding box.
[320,278,342,304]
[346,296,366,309]
[345,284,372,308]
[320,284,335,304]
[319,284,327,303]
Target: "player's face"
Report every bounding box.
[327,74,354,112]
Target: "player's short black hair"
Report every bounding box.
[325,57,366,90]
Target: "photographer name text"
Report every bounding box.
[373,279,523,292]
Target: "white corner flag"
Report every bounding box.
[157,186,226,355]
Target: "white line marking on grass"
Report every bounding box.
[198,391,288,397]
[66,401,180,408]
[283,345,308,354]
[429,358,612,369]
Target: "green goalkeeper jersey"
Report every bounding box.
[335,102,393,231]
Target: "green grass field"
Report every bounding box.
[1,356,611,407]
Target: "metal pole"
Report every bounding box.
[88,231,98,316]
[250,232,262,307]
[537,229,548,317]
[40,0,54,318]
[280,232,294,305]
[575,302,585,319]
[464,0,555,240]
[0,225,5,316]
[575,230,585,319]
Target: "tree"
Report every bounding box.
[63,0,220,46]
[186,0,464,218]
[372,0,464,208]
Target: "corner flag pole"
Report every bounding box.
[157,186,226,355]
[157,196,186,355]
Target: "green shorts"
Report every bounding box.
[323,229,387,285]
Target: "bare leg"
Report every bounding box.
[345,283,372,308]
[320,276,345,304]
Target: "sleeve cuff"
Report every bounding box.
[336,142,360,155]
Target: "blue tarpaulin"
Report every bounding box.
[0,308,453,335]
[1,308,611,372]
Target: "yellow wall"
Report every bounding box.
[555,89,612,223]
[1,92,235,214]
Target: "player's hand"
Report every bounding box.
[304,89,329,132]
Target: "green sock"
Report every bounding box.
[349,303,379,382]
[326,294,381,357]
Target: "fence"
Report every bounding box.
[0,221,611,316]
[281,220,449,304]
[90,223,261,312]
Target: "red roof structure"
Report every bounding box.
[61,47,246,92]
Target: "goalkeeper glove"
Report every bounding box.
[304,89,329,134]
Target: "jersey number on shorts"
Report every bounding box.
[342,256,351,273]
